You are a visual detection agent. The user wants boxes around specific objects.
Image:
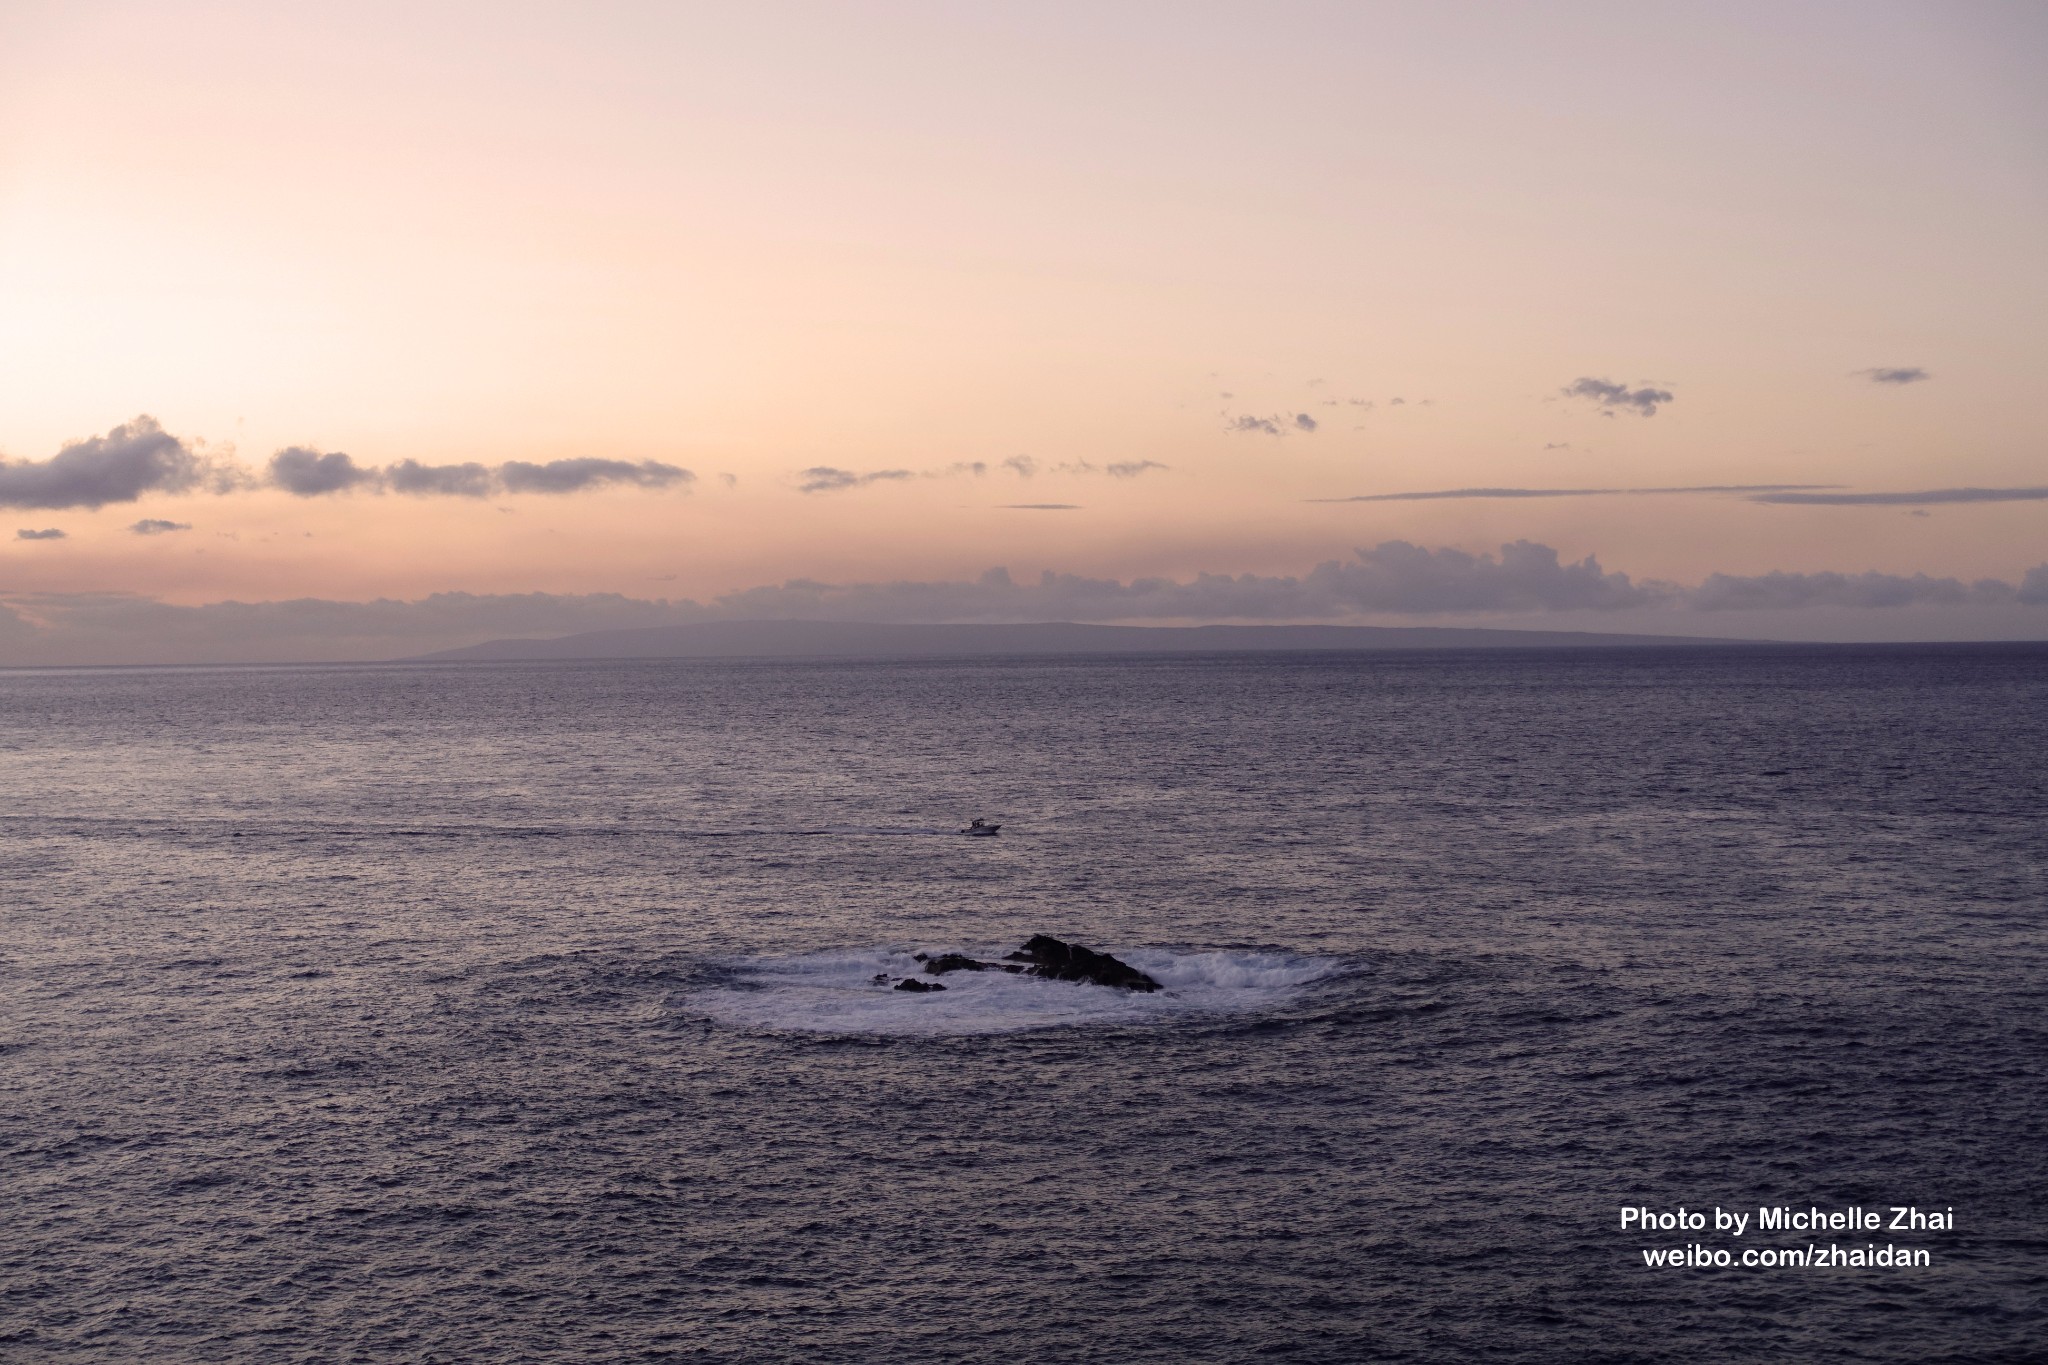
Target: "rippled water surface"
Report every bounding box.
[2,647,2044,1362]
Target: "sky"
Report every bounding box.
[1,0,2044,663]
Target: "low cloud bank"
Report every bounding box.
[1690,568,2045,610]
[706,541,1665,621]
[10,541,2042,665]
[1,547,1642,663]
[0,589,700,665]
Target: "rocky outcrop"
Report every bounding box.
[1005,935,1161,992]
[897,936,1160,993]
[893,978,946,993]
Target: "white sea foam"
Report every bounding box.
[691,945,1347,1036]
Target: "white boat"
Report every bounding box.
[961,819,1001,836]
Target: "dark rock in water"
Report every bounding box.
[871,973,890,984]
[901,937,1160,991]
[922,953,990,975]
[1005,935,1161,992]
[893,978,946,993]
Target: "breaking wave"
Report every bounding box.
[690,945,1348,1036]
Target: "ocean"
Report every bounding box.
[2,646,2043,1362]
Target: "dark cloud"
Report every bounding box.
[0,416,210,509]
[16,527,66,540]
[796,467,916,494]
[129,519,191,535]
[269,446,380,496]
[1226,415,1284,435]
[1316,484,1836,503]
[387,459,495,497]
[498,458,692,494]
[1748,487,2048,506]
[1562,377,1673,417]
[1293,413,1318,433]
[1,420,698,508]
[1105,460,1170,478]
[1689,570,2018,610]
[1002,455,1038,478]
[1857,367,1930,385]
[269,450,692,497]
[998,504,1081,510]
[936,461,989,478]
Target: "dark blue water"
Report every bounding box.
[2,647,2043,1362]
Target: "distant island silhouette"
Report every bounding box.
[408,619,1743,662]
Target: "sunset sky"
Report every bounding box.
[2,0,2044,662]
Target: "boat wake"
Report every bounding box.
[690,944,1348,1036]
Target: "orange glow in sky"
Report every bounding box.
[2,1,2044,659]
